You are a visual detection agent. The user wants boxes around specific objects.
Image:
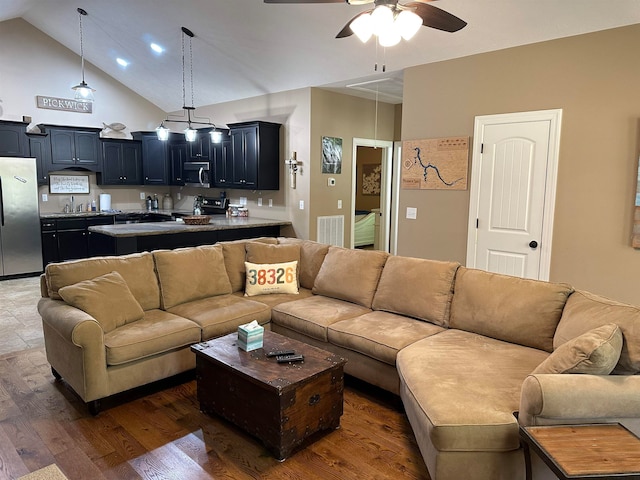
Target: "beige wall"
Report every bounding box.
[401,24,640,305]
[310,89,396,244]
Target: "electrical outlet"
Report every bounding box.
[299,200,304,210]
[177,192,181,200]
[240,196,247,206]
[337,199,342,209]
[269,199,273,207]
[41,194,48,202]
[257,197,262,207]
[140,192,145,200]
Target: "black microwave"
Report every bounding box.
[183,162,211,188]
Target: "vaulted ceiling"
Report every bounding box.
[3,0,639,111]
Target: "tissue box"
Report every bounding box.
[237,321,264,351]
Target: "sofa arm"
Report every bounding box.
[519,374,640,428]
[38,297,109,402]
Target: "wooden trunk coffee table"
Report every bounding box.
[191,330,347,460]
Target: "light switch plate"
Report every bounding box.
[42,194,48,202]
[257,197,262,207]
[269,199,273,207]
[337,199,342,209]
[406,207,417,220]
[140,192,145,200]
[299,200,304,210]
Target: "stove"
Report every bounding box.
[201,197,229,215]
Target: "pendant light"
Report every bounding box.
[156,27,223,143]
[71,8,95,101]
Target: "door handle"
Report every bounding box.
[198,167,204,186]
[529,240,538,249]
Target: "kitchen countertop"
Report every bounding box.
[40,209,189,219]
[88,216,292,237]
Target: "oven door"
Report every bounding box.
[183,162,211,188]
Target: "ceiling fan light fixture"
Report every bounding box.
[350,14,373,43]
[378,29,401,47]
[396,10,422,41]
[370,5,394,37]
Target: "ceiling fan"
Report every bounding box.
[264,0,467,46]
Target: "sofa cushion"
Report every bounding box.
[328,311,446,366]
[533,324,622,375]
[168,294,271,340]
[397,329,549,452]
[312,247,388,308]
[271,295,372,342]
[153,245,232,310]
[104,309,201,366]
[45,251,160,311]
[245,241,301,264]
[233,287,314,308]
[372,256,459,327]
[219,238,278,292]
[450,267,573,352]
[554,290,640,374]
[278,238,330,289]
[244,260,299,296]
[58,271,144,333]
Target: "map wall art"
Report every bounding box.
[401,137,469,190]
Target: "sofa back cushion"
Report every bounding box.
[45,252,160,311]
[450,267,573,352]
[278,238,330,289]
[554,290,640,374]
[153,245,232,310]
[219,237,278,292]
[58,271,144,332]
[372,256,459,327]
[245,242,301,265]
[313,247,388,308]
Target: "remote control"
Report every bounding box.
[266,349,296,357]
[276,354,304,363]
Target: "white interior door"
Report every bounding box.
[467,110,562,280]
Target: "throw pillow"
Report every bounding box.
[244,260,299,296]
[58,271,144,332]
[532,323,623,375]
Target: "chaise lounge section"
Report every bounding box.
[37,237,640,480]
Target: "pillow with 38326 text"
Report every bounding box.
[244,260,299,296]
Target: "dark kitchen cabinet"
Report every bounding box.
[212,131,231,188]
[40,215,115,266]
[99,139,142,185]
[169,140,187,185]
[0,120,28,157]
[132,131,169,185]
[38,124,101,171]
[26,132,51,185]
[187,131,212,161]
[227,121,280,190]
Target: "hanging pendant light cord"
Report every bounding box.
[78,8,86,82]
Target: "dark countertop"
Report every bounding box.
[40,209,190,219]
[88,216,292,237]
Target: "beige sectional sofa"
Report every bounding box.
[38,237,640,480]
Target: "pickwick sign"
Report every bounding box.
[36,95,92,113]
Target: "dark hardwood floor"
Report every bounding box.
[0,347,430,480]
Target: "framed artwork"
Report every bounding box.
[401,136,469,190]
[49,174,90,194]
[362,163,381,195]
[322,136,342,174]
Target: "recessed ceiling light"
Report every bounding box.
[150,43,164,54]
[116,58,129,67]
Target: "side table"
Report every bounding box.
[519,423,640,479]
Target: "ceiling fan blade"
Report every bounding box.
[405,2,467,33]
[335,9,373,38]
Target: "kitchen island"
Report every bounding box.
[88,216,292,255]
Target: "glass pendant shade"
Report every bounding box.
[370,6,394,36]
[396,10,422,40]
[210,129,222,144]
[184,127,197,142]
[350,14,373,43]
[72,81,95,101]
[378,29,401,47]
[156,123,170,141]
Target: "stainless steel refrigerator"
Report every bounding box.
[0,157,43,277]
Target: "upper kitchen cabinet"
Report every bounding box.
[212,133,231,188]
[227,121,280,190]
[132,131,169,185]
[38,124,101,171]
[99,139,142,185]
[26,132,51,185]
[187,130,212,161]
[0,120,29,157]
[169,139,187,186]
